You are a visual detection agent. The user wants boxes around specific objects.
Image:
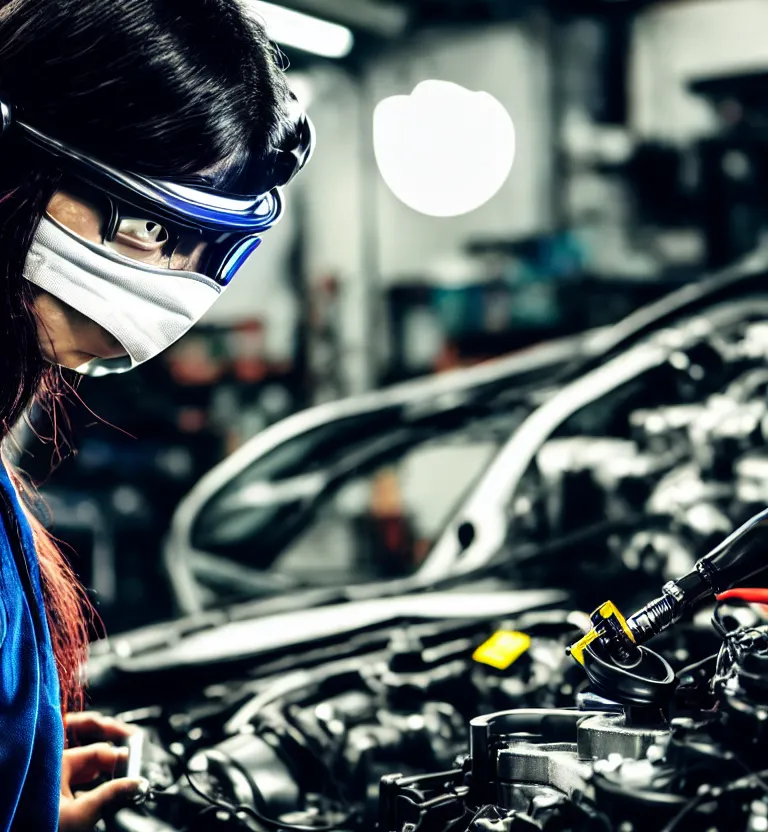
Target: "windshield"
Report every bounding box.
[253,437,501,585]
[186,410,521,606]
[162,333,588,613]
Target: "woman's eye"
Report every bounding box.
[116,218,169,245]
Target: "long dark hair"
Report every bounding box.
[0,0,295,713]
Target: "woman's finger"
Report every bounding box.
[60,777,148,830]
[64,711,103,723]
[63,744,129,788]
[65,712,136,745]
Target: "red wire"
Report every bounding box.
[716,588,768,604]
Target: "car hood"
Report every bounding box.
[86,586,565,688]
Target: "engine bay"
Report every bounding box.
[104,594,768,832]
[95,289,768,832]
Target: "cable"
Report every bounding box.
[717,588,768,604]
[460,806,495,829]
[658,790,713,832]
[712,603,732,641]
[235,803,356,832]
[183,766,357,832]
[660,770,768,832]
[225,671,313,734]
[180,770,257,829]
[225,650,385,734]
[711,600,757,641]
[183,770,238,814]
[676,652,718,683]
[232,753,358,832]
[166,329,578,614]
[162,725,359,832]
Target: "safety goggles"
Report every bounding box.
[5,96,314,285]
[44,175,270,288]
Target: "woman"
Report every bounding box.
[0,0,312,829]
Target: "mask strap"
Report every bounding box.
[104,196,120,242]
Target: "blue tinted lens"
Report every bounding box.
[217,237,262,286]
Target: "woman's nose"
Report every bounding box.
[118,218,167,243]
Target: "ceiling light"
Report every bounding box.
[374,81,516,218]
[247,0,354,59]
[286,0,408,38]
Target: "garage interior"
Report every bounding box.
[11,1,768,830]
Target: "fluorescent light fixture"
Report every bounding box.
[287,0,408,37]
[247,0,354,59]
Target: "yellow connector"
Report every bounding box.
[568,601,635,666]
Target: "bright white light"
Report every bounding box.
[248,1,354,60]
[374,80,516,218]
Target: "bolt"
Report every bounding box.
[646,744,665,763]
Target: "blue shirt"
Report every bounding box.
[0,463,62,831]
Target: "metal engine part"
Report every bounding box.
[577,713,669,764]
[494,713,669,812]
[497,743,591,810]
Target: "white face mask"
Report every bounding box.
[24,217,223,376]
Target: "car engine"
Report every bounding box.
[379,593,768,832]
[96,286,768,832]
[102,608,584,832]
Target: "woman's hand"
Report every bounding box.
[65,711,137,748]
[60,713,146,830]
[59,743,148,831]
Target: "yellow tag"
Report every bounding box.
[568,601,635,666]
[473,631,532,670]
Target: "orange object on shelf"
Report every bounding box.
[231,319,269,383]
